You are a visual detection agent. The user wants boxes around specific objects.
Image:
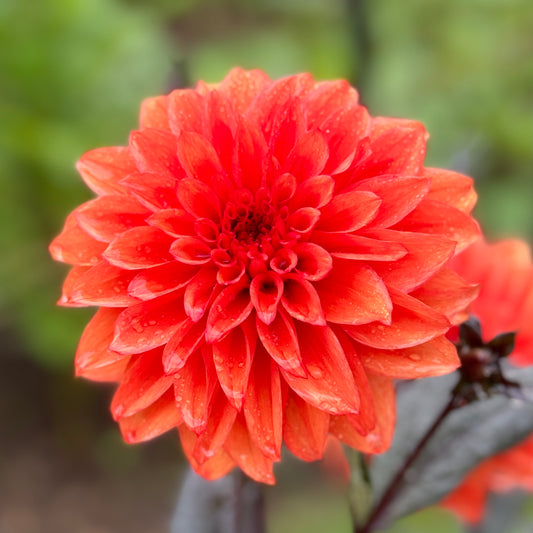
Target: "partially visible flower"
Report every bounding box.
[50,68,479,484]
[442,434,533,523]
[442,239,533,522]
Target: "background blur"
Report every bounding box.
[1,0,532,531]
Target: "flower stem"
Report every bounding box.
[356,395,459,533]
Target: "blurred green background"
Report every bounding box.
[0,0,532,531]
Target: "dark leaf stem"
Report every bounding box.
[356,395,460,533]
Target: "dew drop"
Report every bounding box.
[307,364,324,379]
[408,353,422,361]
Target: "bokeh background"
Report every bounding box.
[1,0,532,531]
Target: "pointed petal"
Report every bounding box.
[176,178,221,221]
[103,226,174,269]
[410,268,479,324]
[110,294,187,354]
[147,208,195,238]
[67,262,137,306]
[194,389,238,462]
[315,259,392,325]
[281,275,325,325]
[244,346,282,459]
[283,390,329,461]
[74,308,126,376]
[179,425,235,480]
[76,146,135,196]
[139,95,170,130]
[184,266,219,322]
[163,318,206,373]
[205,284,253,343]
[366,229,456,292]
[330,373,395,454]
[346,288,450,349]
[356,117,428,179]
[285,130,329,181]
[282,323,359,415]
[58,266,91,307]
[290,174,335,210]
[356,335,460,379]
[304,80,359,126]
[348,175,430,229]
[75,195,150,243]
[129,129,181,177]
[170,237,213,265]
[167,89,205,135]
[225,415,276,484]
[250,271,283,324]
[120,172,179,211]
[218,67,271,114]
[49,214,107,266]
[111,349,174,418]
[119,389,182,443]
[256,308,305,377]
[174,349,217,433]
[78,357,130,382]
[316,191,381,233]
[128,262,198,300]
[312,232,408,262]
[423,168,477,214]
[212,323,255,410]
[395,198,480,252]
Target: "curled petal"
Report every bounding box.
[291,174,335,211]
[104,226,174,269]
[206,284,253,343]
[147,208,195,238]
[250,271,283,324]
[281,275,326,325]
[293,242,332,281]
[288,207,321,234]
[170,237,213,265]
[184,266,218,322]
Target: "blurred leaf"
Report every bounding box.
[370,367,533,529]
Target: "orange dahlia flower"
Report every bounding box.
[442,239,533,521]
[50,68,479,483]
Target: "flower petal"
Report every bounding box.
[244,346,283,459]
[129,129,181,177]
[218,67,271,114]
[346,288,450,349]
[212,322,255,410]
[292,242,332,281]
[290,174,335,210]
[167,89,205,135]
[176,178,221,221]
[315,259,392,325]
[205,284,253,343]
[184,266,219,322]
[281,275,326,325]
[163,318,206,374]
[283,390,329,461]
[111,349,174,418]
[282,323,359,415]
[139,95,170,130]
[120,172,179,211]
[250,271,283,324]
[423,168,477,214]
[285,130,329,181]
[170,237,213,265]
[128,262,198,300]
[119,389,182,443]
[316,191,381,233]
[256,308,305,377]
[76,146,135,196]
[104,226,174,270]
[357,335,460,379]
[147,208,196,238]
[111,294,187,354]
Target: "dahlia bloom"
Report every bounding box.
[442,239,533,521]
[50,68,479,484]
